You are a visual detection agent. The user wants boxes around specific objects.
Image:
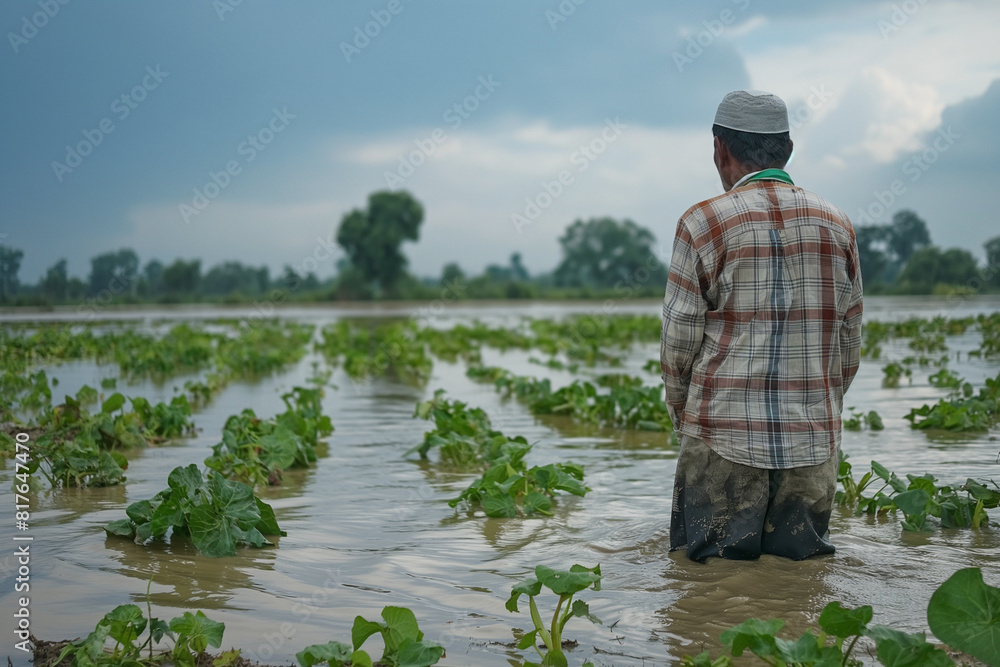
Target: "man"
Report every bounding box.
[661,90,863,562]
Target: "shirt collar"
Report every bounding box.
[731,170,763,189]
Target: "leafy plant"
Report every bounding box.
[448,440,588,517]
[836,456,1000,532]
[927,567,1000,667]
[205,386,332,488]
[105,464,285,558]
[881,362,911,388]
[468,366,674,432]
[53,579,226,667]
[296,606,444,667]
[843,408,884,431]
[928,368,963,389]
[506,564,602,667]
[682,598,954,667]
[905,372,1000,431]
[409,389,526,468]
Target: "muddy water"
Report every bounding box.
[3,296,1000,667]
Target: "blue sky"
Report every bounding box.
[2,0,999,283]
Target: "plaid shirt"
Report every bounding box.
[660,178,863,469]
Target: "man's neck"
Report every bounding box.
[727,167,758,191]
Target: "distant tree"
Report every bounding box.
[886,210,931,266]
[336,190,423,294]
[0,245,24,301]
[162,259,201,295]
[510,252,529,281]
[855,225,890,288]
[484,264,512,282]
[66,277,87,300]
[143,260,164,296]
[40,258,69,301]
[985,235,1000,288]
[897,246,979,292]
[88,249,139,296]
[938,248,980,286]
[441,262,464,285]
[202,261,269,296]
[553,217,667,288]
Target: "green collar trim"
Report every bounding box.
[744,168,794,186]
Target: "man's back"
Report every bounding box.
[660,179,863,469]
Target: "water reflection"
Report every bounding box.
[102,530,278,609]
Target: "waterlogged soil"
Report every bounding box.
[3,296,1000,667]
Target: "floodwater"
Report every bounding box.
[3,295,1000,667]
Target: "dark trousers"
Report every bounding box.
[669,435,837,563]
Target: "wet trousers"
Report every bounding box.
[669,435,838,563]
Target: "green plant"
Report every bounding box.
[205,386,332,487]
[837,457,1000,532]
[409,389,525,467]
[905,372,1000,431]
[53,580,226,667]
[469,366,674,433]
[449,440,588,517]
[928,368,963,389]
[842,409,884,431]
[682,600,955,667]
[881,362,911,388]
[105,464,285,558]
[927,568,1000,667]
[296,606,444,667]
[506,564,602,667]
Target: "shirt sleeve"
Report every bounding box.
[660,216,709,425]
[840,235,864,394]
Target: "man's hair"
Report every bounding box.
[712,124,792,170]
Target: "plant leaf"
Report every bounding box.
[295,641,353,666]
[818,601,872,638]
[396,637,445,667]
[352,616,385,653]
[720,618,784,658]
[169,611,225,655]
[927,567,1000,667]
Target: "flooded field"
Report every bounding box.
[3,295,1000,667]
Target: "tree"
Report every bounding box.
[510,252,529,281]
[162,259,201,295]
[143,260,164,297]
[441,263,464,286]
[88,249,139,296]
[336,190,423,294]
[855,225,890,288]
[553,217,667,288]
[886,210,931,266]
[40,258,69,301]
[897,246,979,292]
[202,261,268,296]
[985,235,1000,288]
[0,245,24,301]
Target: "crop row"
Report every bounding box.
[38,561,1000,667]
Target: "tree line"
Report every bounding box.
[1,191,997,306]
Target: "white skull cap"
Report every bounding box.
[714,89,789,134]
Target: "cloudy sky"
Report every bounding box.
[2,0,999,283]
